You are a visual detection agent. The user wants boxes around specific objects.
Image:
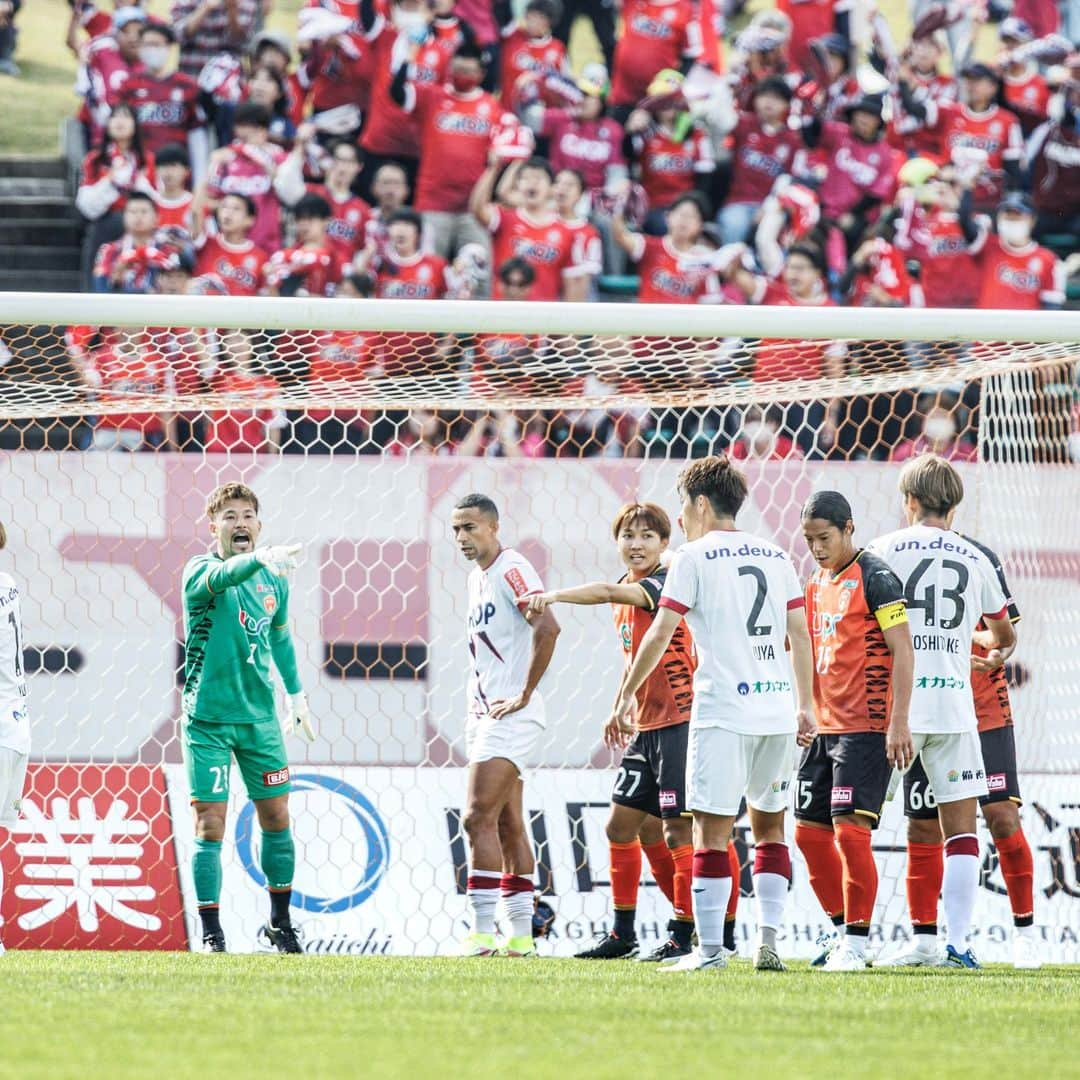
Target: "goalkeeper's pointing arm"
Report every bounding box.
[190,544,303,598]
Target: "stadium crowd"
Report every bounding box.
[54,0,1080,458]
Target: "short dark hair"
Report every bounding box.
[342,270,376,297]
[294,192,332,220]
[454,41,485,63]
[328,138,360,161]
[611,502,671,541]
[555,166,586,195]
[525,0,559,21]
[752,75,793,103]
[140,21,175,43]
[155,142,190,169]
[125,190,157,210]
[455,493,499,521]
[677,454,748,520]
[386,208,423,235]
[221,191,258,218]
[801,490,853,530]
[498,257,535,285]
[668,191,709,219]
[519,156,555,182]
[233,102,272,130]
[788,242,827,276]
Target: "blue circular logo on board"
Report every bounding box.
[737,682,750,696]
[235,773,391,912]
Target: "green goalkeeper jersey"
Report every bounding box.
[182,551,292,724]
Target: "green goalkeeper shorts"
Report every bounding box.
[181,715,292,803]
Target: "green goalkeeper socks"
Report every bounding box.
[260,826,295,893]
[193,837,223,907]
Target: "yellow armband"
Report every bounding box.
[875,601,907,631]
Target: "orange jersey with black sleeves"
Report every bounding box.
[612,565,695,731]
[806,550,907,734]
[960,534,1021,732]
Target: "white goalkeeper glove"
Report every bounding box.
[285,691,316,742]
[256,543,302,577]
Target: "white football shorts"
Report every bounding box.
[687,727,796,816]
[466,711,544,775]
[0,746,28,827]
[911,730,988,804]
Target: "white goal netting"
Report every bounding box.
[0,294,1078,960]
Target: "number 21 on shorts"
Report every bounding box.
[209,763,230,795]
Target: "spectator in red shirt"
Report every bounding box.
[892,160,989,308]
[729,405,802,460]
[998,18,1050,136]
[495,0,568,107]
[841,234,924,308]
[92,190,173,293]
[364,161,411,262]
[87,326,179,452]
[609,0,702,115]
[887,36,956,159]
[1026,83,1080,242]
[804,93,900,276]
[83,5,146,144]
[624,69,716,233]
[391,41,499,263]
[977,192,1065,309]
[553,167,601,300]
[718,76,801,244]
[613,190,721,303]
[121,22,209,181]
[264,193,343,298]
[204,330,285,455]
[891,395,977,463]
[525,63,627,201]
[900,62,1023,212]
[194,192,267,296]
[195,102,291,254]
[777,0,844,74]
[152,143,194,233]
[245,64,298,147]
[278,131,373,268]
[471,156,578,300]
[356,208,452,298]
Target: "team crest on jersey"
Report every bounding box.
[504,568,530,597]
[620,623,632,650]
[263,594,277,615]
[238,608,271,636]
[171,88,183,101]
[418,265,432,282]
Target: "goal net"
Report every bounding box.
[1,293,1078,960]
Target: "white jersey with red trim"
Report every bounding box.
[659,529,803,734]
[867,524,1008,734]
[465,548,546,724]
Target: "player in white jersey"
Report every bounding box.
[451,493,561,958]
[869,454,1016,970]
[0,522,28,957]
[610,456,816,973]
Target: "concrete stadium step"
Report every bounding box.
[0,269,82,293]
[0,177,68,198]
[0,156,68,180]
[0,245,83,271]
[0,218,84,246]
[0,195,81,221]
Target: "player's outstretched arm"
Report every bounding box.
[883,622,915,769]
[187,544,302,602]
[526,580,652,615]
[489,607,561,719]
[786,607,817,747]
[610,608,680,724]
[972,613,1017,673]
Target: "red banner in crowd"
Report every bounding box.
[0,764,187,950]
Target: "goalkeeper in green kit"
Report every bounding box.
[181,482,315,954]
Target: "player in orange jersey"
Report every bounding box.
[796,491,914,971]
[528,502,741,961]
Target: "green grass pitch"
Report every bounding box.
[2,954,1078,1080]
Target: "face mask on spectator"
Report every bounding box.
[140,46,169,72]
[451,71,482,93]
[997,218,1031,247]
[392,7,427,32]
[924,415,956,442]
